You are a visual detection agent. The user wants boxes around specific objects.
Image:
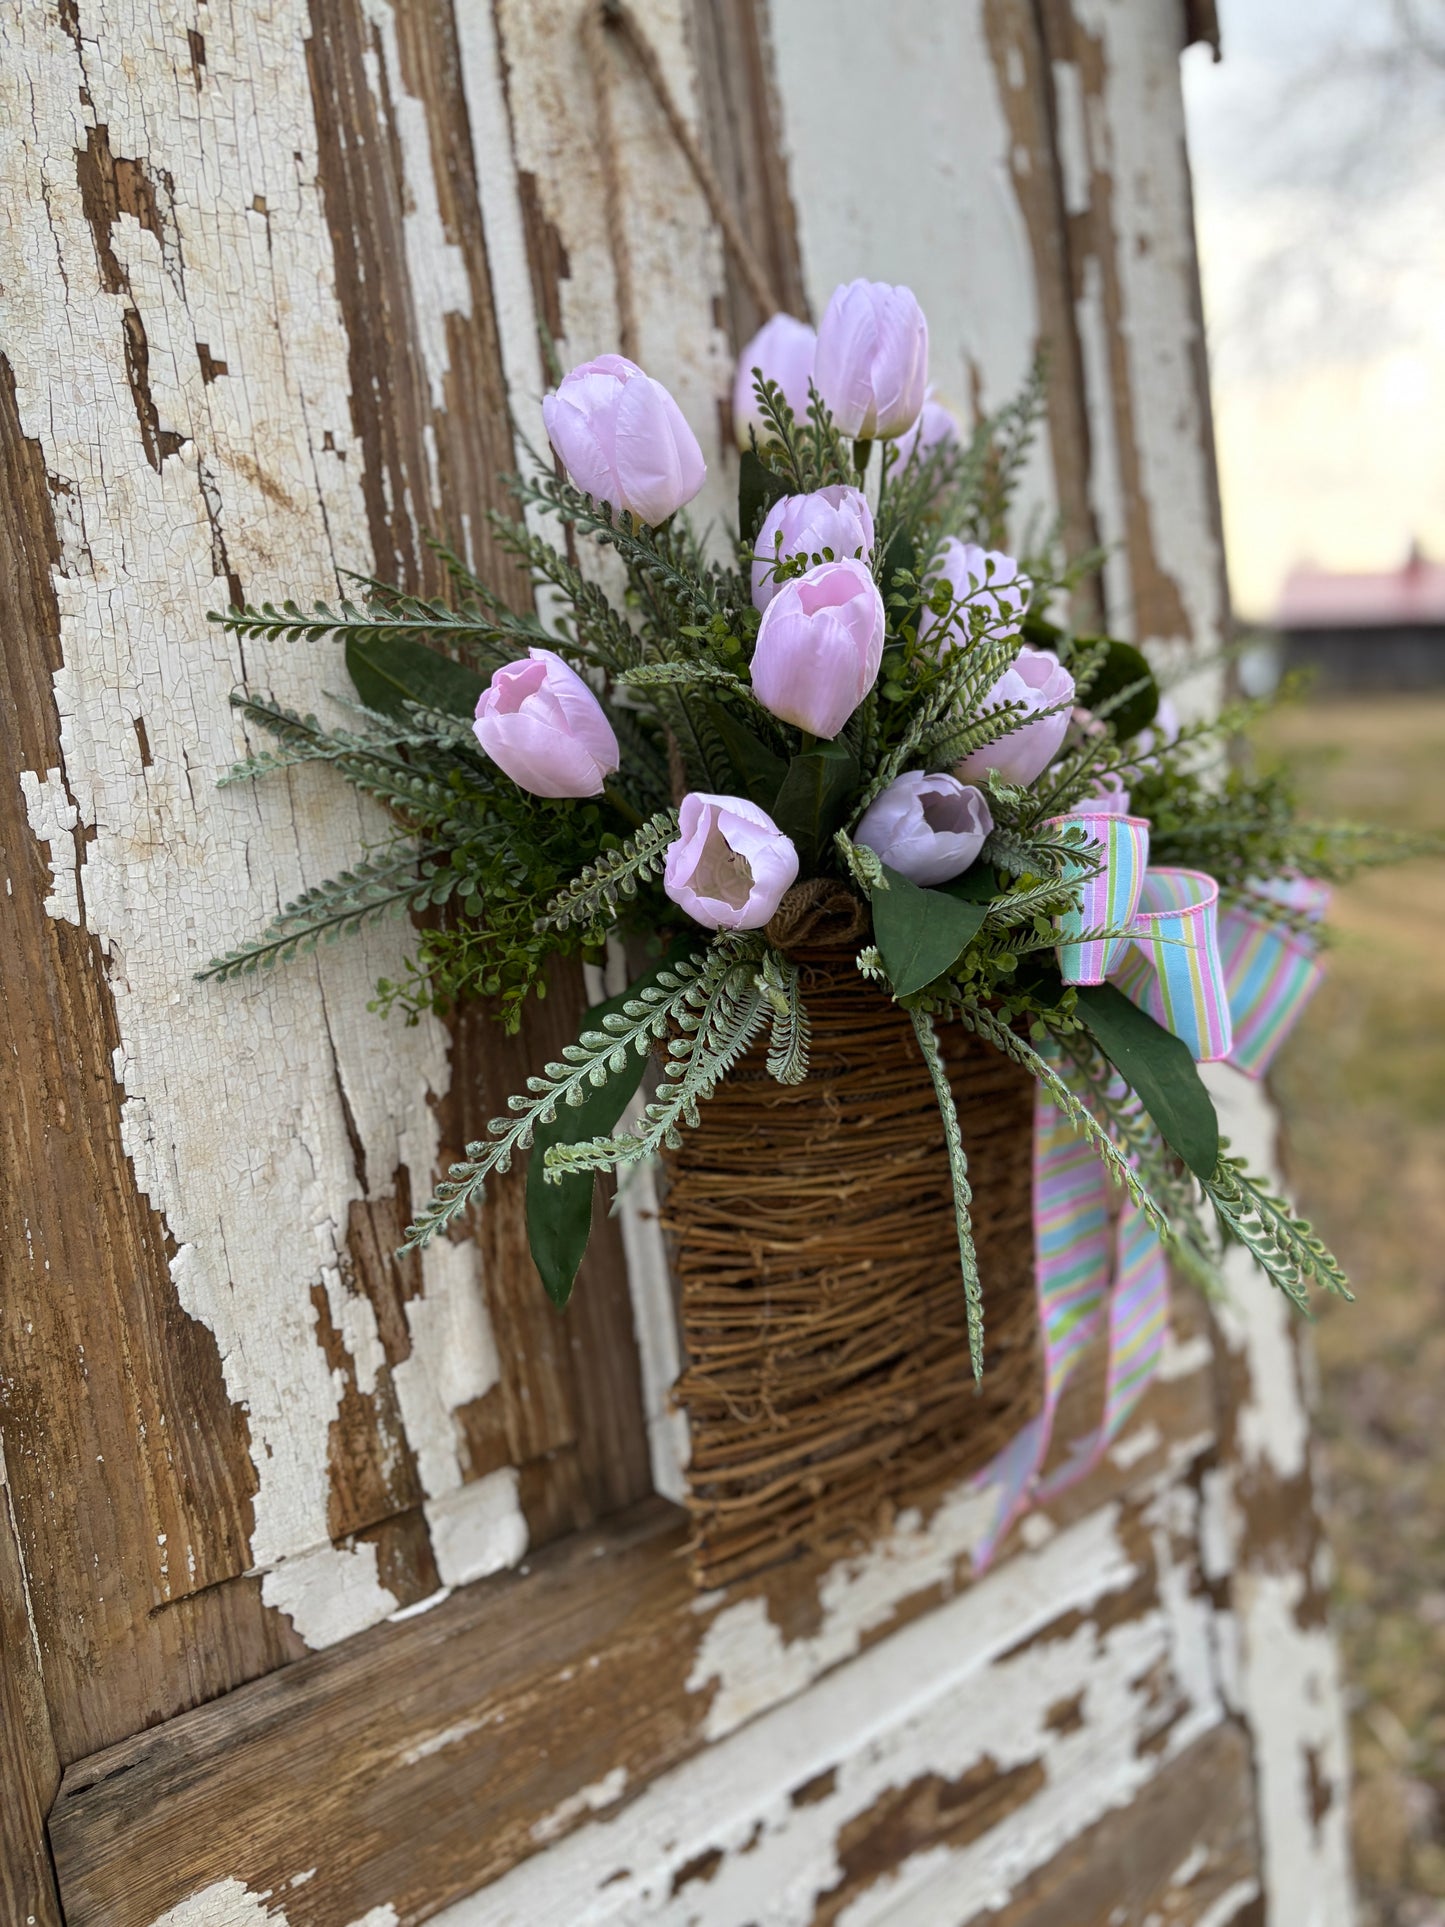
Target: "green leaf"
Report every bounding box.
[525,952,684,1307]
[873,865,990,998]
[771,742,859,869]
[346,633,489,722]
[937,862,998,905]
[707,702,789,809]
[1073,981,1220,1180]
[880,526,917,593]
[1083,638,1159,739]
[738,448,792,545]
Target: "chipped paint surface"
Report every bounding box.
[0,0,518,1649]
[1203,1066,1356,1924]
[770,0,1055,532]
[431,1496,1223,1924]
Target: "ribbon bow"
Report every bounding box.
[972,809,1329,1567]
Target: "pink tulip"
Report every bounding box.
[542,354,705,526]
[750,485,874,612]
[473,648,620,799]
[955,647,1076,790]
[854,771,993,887]
[812,279,929,440]
[895,394,963,467]
[733,314,817,449]
[750,557,886,739]
[663,793,799,932]
[918,538,1031,654]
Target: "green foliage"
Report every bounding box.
[910,1007,985,1382]
[206,354,1412,1330]
[1204,1149,1354,1312]
[537,810,679,936]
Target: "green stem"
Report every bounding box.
[854,438,873,481]
[603,784,646,830]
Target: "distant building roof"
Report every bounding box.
[1275,545,1445,630]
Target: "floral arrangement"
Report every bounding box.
[205,276,1414,1398]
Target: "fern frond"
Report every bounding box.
[834,829,889,896]
[909,1007,986,1381]
[198,845,445,981]
[758,949,810,1085]
[401,950,710,1247]
[536,809,679,933]
[1203,1151,1353,1311]
[209,593,531,664]
[981,822,1095,880]
[543,941,767,1174]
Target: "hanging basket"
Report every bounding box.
[663,931,1043,1591]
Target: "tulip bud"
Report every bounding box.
[732,314,817,450]
[812,279,929,440]
[663,793,800,932]
[542,353,706,526]
[750,557,886,740]
[750,485,875,612]
[918,538,1031,654]
[854,770,993,887]
[894,393,963,467]
[473,648,620,799]
[954,646,1076,790]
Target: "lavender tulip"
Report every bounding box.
[750,485,874,612]
[918,538,1031,654]
[954,647,1076,790]
[894,393,962,467]
[854,771,993,887]
[542,353,705,526]
[1087,769,1132,815]
[750,557,886,739]
[663,793,799,932]
[812,279,929,440]
[473,648,620,799]
[733,314,816,450]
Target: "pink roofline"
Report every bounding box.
[1275,550,1445,630]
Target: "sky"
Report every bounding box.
[1181,0,1445,620]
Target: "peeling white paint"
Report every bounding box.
[146,1880,279,1927]
[1198,1877,1264,1927]
[433,1497,1224,1925]
[393,1237,501,1500]
[530,1766,630,1846]
[360,0,471,420]
[261,1537,399,1651]
[425,1467,528,1588]
[18,766,80,922]
[0,0,511,1647]
[771,0,1055,530]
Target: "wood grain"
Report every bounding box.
[0,1443,63,1927]
[971,1721,1262,1925]
[0,353,303,1765]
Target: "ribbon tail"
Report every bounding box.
[1037,1199,1170,1501]
[971,1071,1110,1571]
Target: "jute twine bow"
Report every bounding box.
[583,0,782,362]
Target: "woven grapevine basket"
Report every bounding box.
[662,934,1044,1590]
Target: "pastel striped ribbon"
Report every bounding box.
[972,872,1330,1567]
[1052,812,1151,983]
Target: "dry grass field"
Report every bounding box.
[1258,694,1445,1927]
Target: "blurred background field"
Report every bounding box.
[1256,698,1445,1927]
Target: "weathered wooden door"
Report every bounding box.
[1,3,1355,1922]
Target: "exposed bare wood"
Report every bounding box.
[0,1442,63,1927]
[0,344,304,1763]
[971,1721,1262,1924]
[690,0,810,348]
